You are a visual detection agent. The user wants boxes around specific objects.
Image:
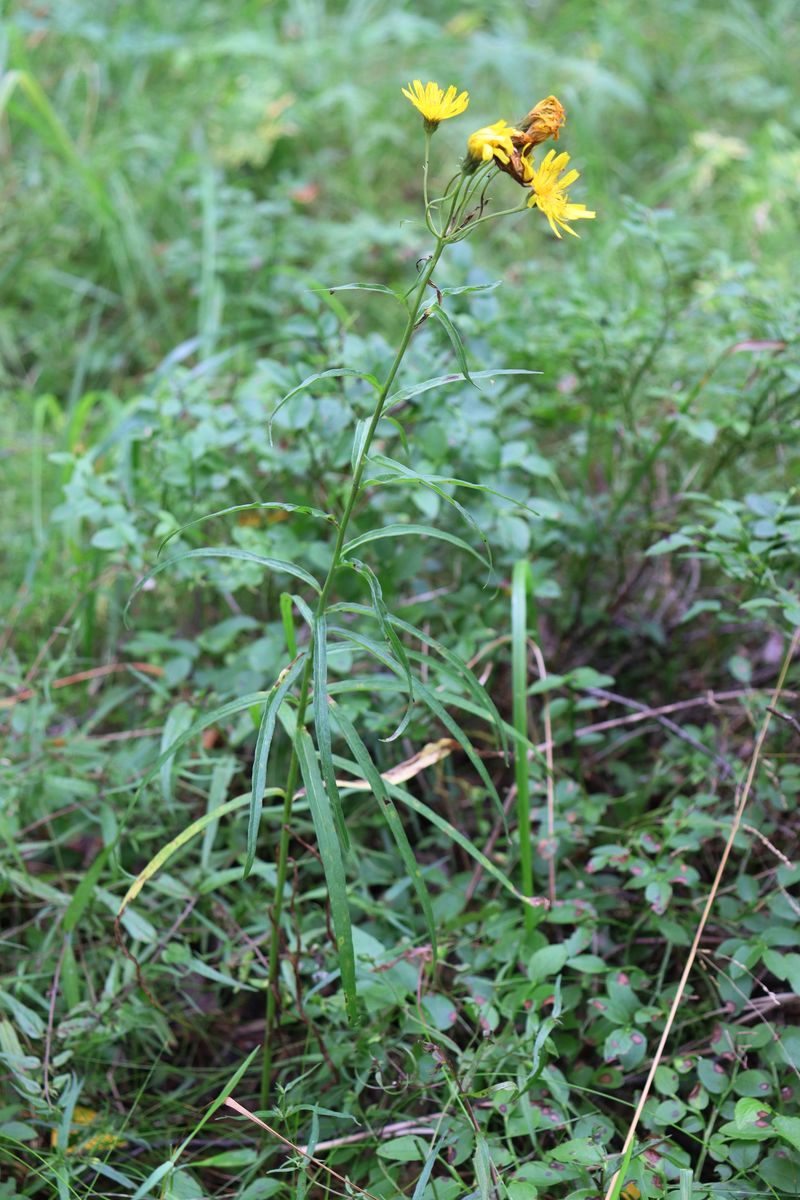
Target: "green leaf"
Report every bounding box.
[428,304,475,386]
[549,1137,605,1166]
[342,523,490,572]
[247,654,308,878]
[438,281,502,297]
[269,367,379,440]
[312,617,349,851]
[645,532,695,557]
[125,547,321,625]
[63,846,111,933]
[330,704,436,960]
[386,367,540,407]
[775,1116,800,1154]
[326,282,404,300]
[294,730,359,1026]
[377,1135,428,1162]
[157,501,335,554]
[343,560,415,741]
[528,944,568,984]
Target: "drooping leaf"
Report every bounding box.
[247,653,308,877]
[125,547,321,626]
[294,730,359,1026]
[342,523,490,573]
[330,704,436,958]
[427,303,475,386]
[269,367,379,441]
[385,367,540,408]
[342,560,416,741]
[157,501,336,554]
[312,616,350,851]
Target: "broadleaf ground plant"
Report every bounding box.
[2,4,799,1198]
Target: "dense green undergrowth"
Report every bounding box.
[1,1,799,1198]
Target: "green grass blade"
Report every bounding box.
[294,730,359,1026]
[330,704,436,960]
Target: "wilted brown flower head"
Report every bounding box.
[517,94,566,148]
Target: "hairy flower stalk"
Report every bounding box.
[262,82,594,1105]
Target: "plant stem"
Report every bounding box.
[260,238,446,1107]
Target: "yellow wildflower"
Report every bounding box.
[518,95,566,148]
[526,149,596,238]
[402,80,469,130]
[466,120,522,166]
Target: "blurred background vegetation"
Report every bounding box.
[1,1,799,1197]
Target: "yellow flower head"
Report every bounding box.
[518,95,566,147]
[465,119,523,167]
[402,80,469,131]
[526,149,596,238]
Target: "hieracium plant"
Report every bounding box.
[128,81,594,1104]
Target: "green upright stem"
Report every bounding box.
[261,238,446,1106]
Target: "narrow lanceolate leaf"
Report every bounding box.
[325,281,406,301]
[366,451,539,517]
[427,303,475,386]
[342,524,490,573]
[344,560,415,741]
[117,791,270,925]
[294,730,359,1026]
[414,676,504,817]
[130,690,274,814]
[280,592,298,657]
[247,654,309,878]
[268,367,379,442]
[361,460,491,568]
[328,628,503,817]
[330,705,436,959]
[159,701,195,802]
[157,501,336,554]
[312,616,350,851]
[329,600,508,758]
[125,547,321,625]
[332,758,523,902]
[385,367,540,408]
